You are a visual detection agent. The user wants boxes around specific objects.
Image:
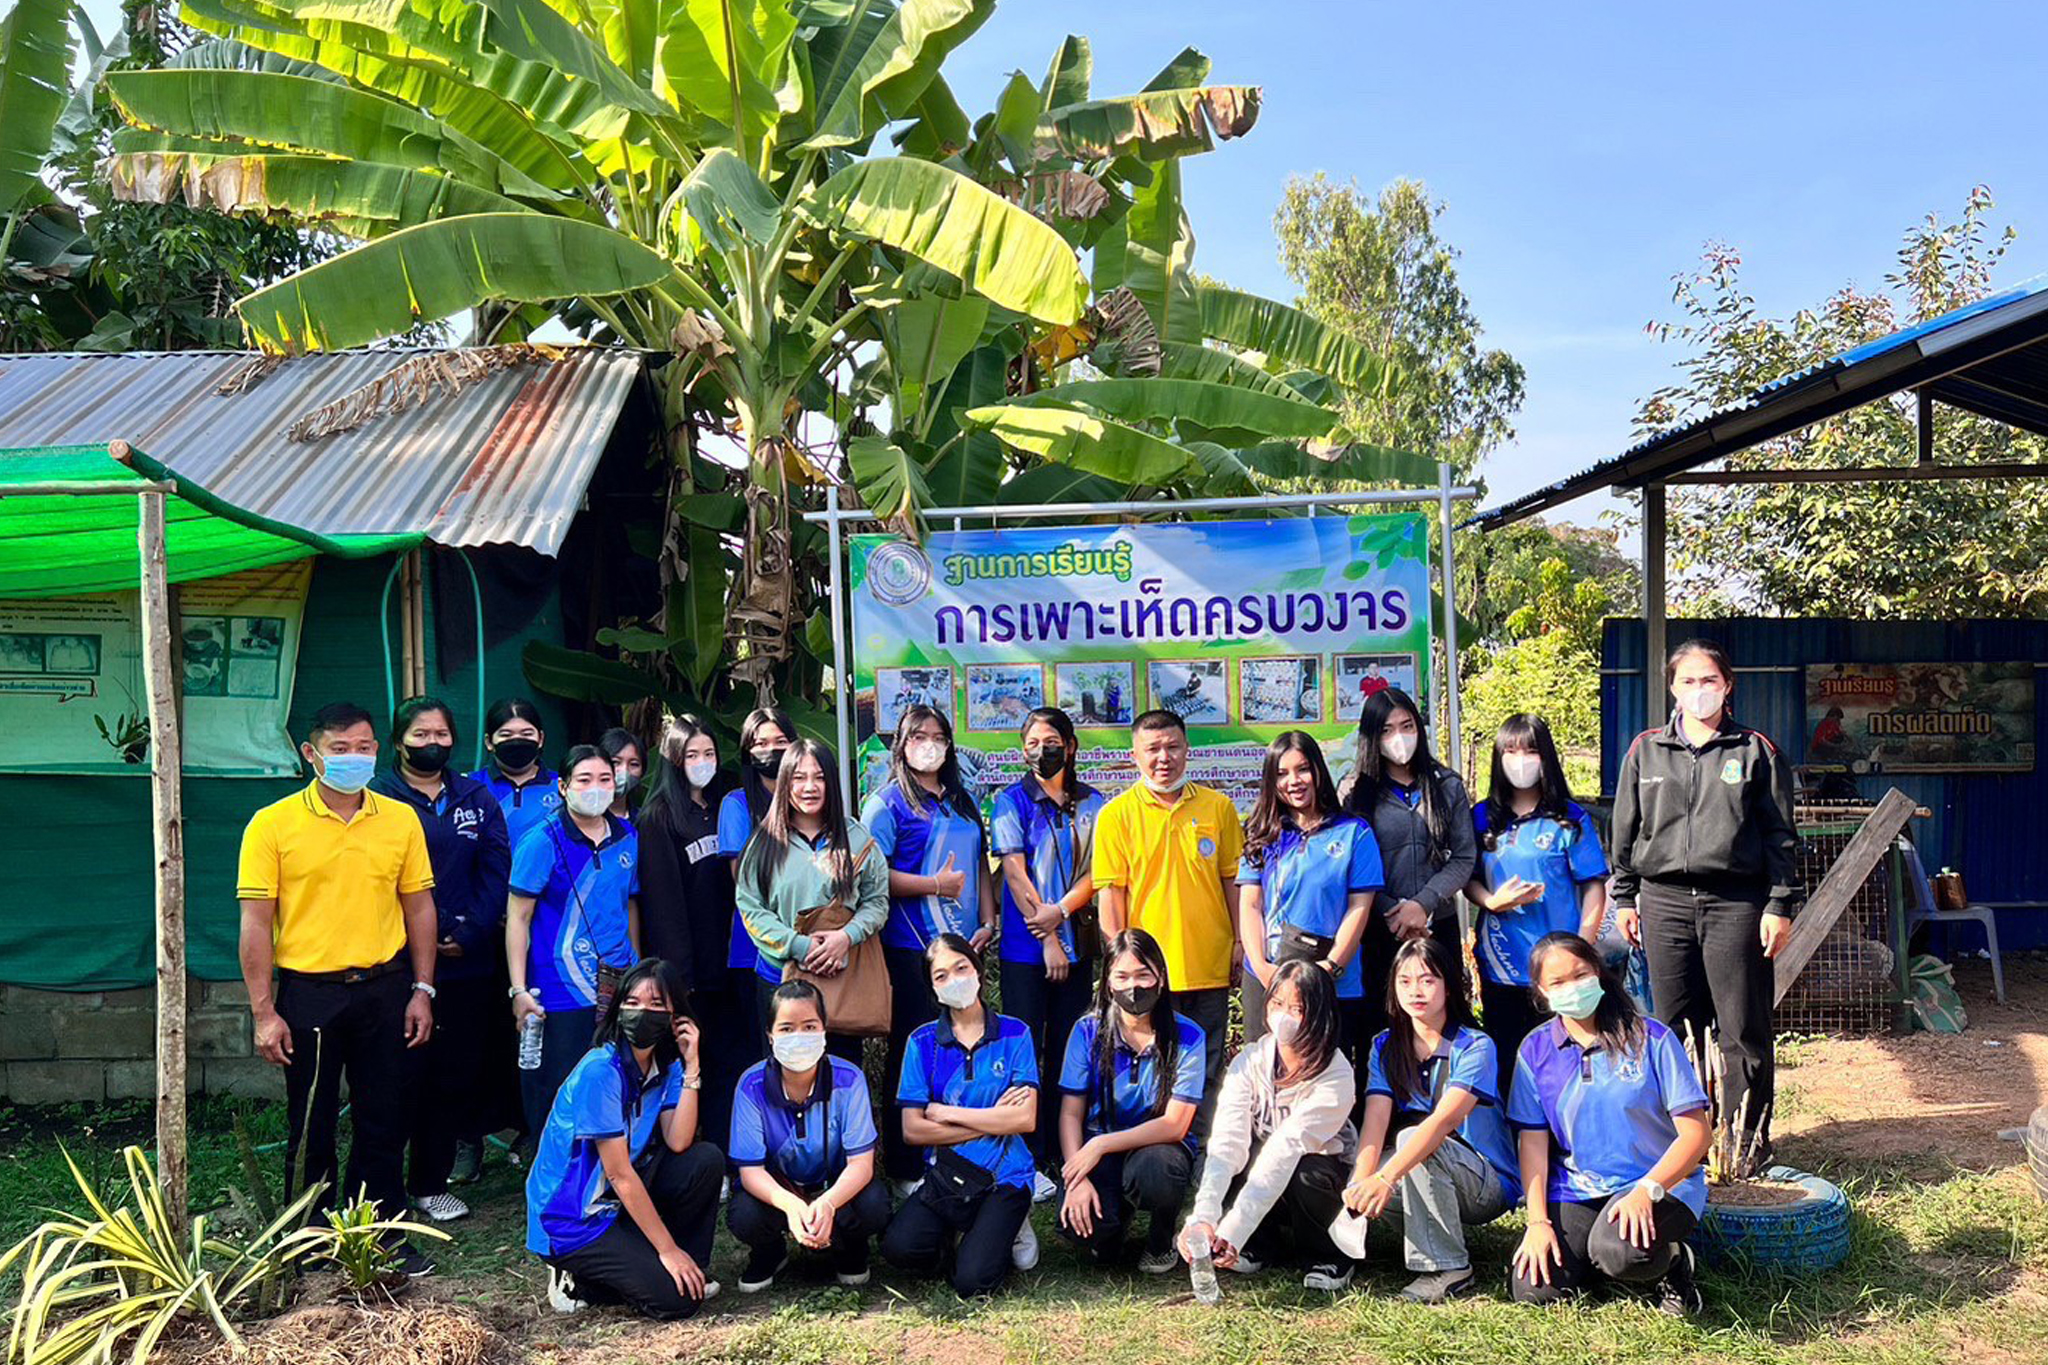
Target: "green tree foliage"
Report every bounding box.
[1274,174,1525,475]
[1459,515,1635,651]
[1637,186,2048,617]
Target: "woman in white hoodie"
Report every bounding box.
[1178,959,1359,1291]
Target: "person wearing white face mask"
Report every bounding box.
[1465,715,1610,1097]
[727,981,891,1293]
[1610,639,1801,1163]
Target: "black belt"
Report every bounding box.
[278,955,407,986]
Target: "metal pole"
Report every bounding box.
[1438,462,1463,779]
[825,502,853,801]
[800,486,1480,526]
[1642,484,1668,730]
[138,486,188,1235]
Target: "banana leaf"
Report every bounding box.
[0,0,72,211]
[962,403,1190,485]
[1004,376,1335,442]
[1034,84,1260,162]
[1195,283,1393,394]
[804,0,993,150]
[846,434,929,530]
[105,141,523,230]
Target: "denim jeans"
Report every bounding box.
[1381,1128,1507,1272]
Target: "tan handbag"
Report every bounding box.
[783,846,892,1037]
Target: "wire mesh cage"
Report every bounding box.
[1779,805,1905,1035]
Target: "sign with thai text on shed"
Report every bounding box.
[848,515,1434,810]
[1804,662,2035,774]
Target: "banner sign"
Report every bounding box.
[0,560,312,776]
[1804,662,2035,773]
[849,515,1434,810]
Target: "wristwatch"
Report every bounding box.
[508,984,535,1000]
[411,980,437,1000]
[1636,1178,1666,1203]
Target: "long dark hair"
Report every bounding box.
[596,957,689,1064]
[1344,687,1456,852]
[1379,935,1475,1107]
[640,713,733,839]
[923,931,984,1008]
[751,738,853,903]
[1021,706,1081,797]
[1268,958,1341,1087]
[1091,929,1181,1124]
[1481,713,1580,849]
[888,704,980,821]
[1528,932,1644,1059]
[597,725,643,768]
[738,706,797,822]
[1243,731,1342,868]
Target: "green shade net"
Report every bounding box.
[0,443,419,598]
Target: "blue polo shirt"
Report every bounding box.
[896,1011,1038,1189]
[990,776,1105,966]
[511,812,639,1012]
[1235,816,1384,998]
[1507,1015,1710,1216]
[729,1055,878,1190]
[717,788,761,972]
[471,765,562,852]
[525,1043,683,1257]
[1473,803,1610,987]
[862,783,988,951]
[1364,1026,1522,1199]
[1057,1012,1207,1150]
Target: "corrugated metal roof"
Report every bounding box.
[1470,276,2048,530]
[0,347,649,556]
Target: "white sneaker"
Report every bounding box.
[1138,1247,1180,1275]
[546,1267,586,1314]
[1303,1262,1354,1292]
[413,1193,470,1223]
[1012,1215,1040,1271]
[1031,1170,1059,1204]
[700,1280,722,1303]
[1225,1252,1264,1275]
[890,1177,924,1201]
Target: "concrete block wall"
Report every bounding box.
[0,979,282,1104]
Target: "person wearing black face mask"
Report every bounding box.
[526,957,725,1318]
[372,698,511,1220]
[991,706,1106,1203]
[1054,929,1206,1271]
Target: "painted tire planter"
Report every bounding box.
[1695,1166,1852,1273]
[2026,1104,2048,1203]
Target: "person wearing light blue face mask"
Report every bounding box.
[235,701,442,1277]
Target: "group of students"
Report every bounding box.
[238,636,1800,1320]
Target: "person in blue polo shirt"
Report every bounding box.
[1055,929,1205,1273]
[1345,936,1519,1303]
[880,933,1040,1297]
[1508,933,1712,1317]
[373,696,511,1223]
[527,957,723,1319]
[507,746,642,1134]
[862,706,998,1194]
[1238,733,1384,1074]
[1467,714,1610,1098]
[727,981,891,1293]
[992,706,1106,1202]
[471,697,561,850]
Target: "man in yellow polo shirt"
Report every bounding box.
[1094,709,1242,1133]
[238,701,440,1276]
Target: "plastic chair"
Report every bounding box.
[1898,839,2005,1005]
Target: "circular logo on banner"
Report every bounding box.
[868,541,932,606]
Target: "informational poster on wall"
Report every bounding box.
[848,515,1435,812]
[0,559,311,776]
[1804,662,2035,773]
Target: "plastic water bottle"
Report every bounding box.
[518,1013,544,1071]
[1189,1230,1220,1304]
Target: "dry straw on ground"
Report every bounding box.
[173,1302,506,1365]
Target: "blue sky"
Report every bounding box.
[80,0,2048,525]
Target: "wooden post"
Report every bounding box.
[1642,483,1668,728]
[137,477,188,1233]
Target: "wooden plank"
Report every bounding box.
[1774,786,1917,1007]
[138,484,189,1233]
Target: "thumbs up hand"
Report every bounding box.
[933,850,966,899]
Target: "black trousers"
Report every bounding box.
[520,1007,597,1138]
[1177,987,1231,1144]
[1056,1142,1192,1259]
[277,969,411,1218]
[1640,881,1774,1148]
[1229,1151,1352,1269]
[1001,956,1095,1165]
[692,972,764,1155]
[1480,976,1544,1104]
[547,1142,725,1320]
[882,946,941,1181]
[1509,1192,1699,1303]
[727,1178,892,1271]
[405,973,497,1198]
[880,1176,1033,1296]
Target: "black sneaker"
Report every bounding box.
[737,1247,788,1294]
[1655,1244,1704,1318]
[391,1244,437,1279]
[450,1141,483,1185]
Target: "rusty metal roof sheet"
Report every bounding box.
[0,347,649,556]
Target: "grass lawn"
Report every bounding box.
[4,959,2045,1364]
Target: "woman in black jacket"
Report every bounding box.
[636,714,758,1151]
[1611,639,1800,1161]
[1342,689,1479,1042]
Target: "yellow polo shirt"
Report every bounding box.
[1092,781,1244,992]
[237,783,435,973]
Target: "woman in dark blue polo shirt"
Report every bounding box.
[1508,933,1712,1316]
[880,933,1040,1297]
[726,980,891,1292]
[470,697,561,850]
[1055,928,1206,1273]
